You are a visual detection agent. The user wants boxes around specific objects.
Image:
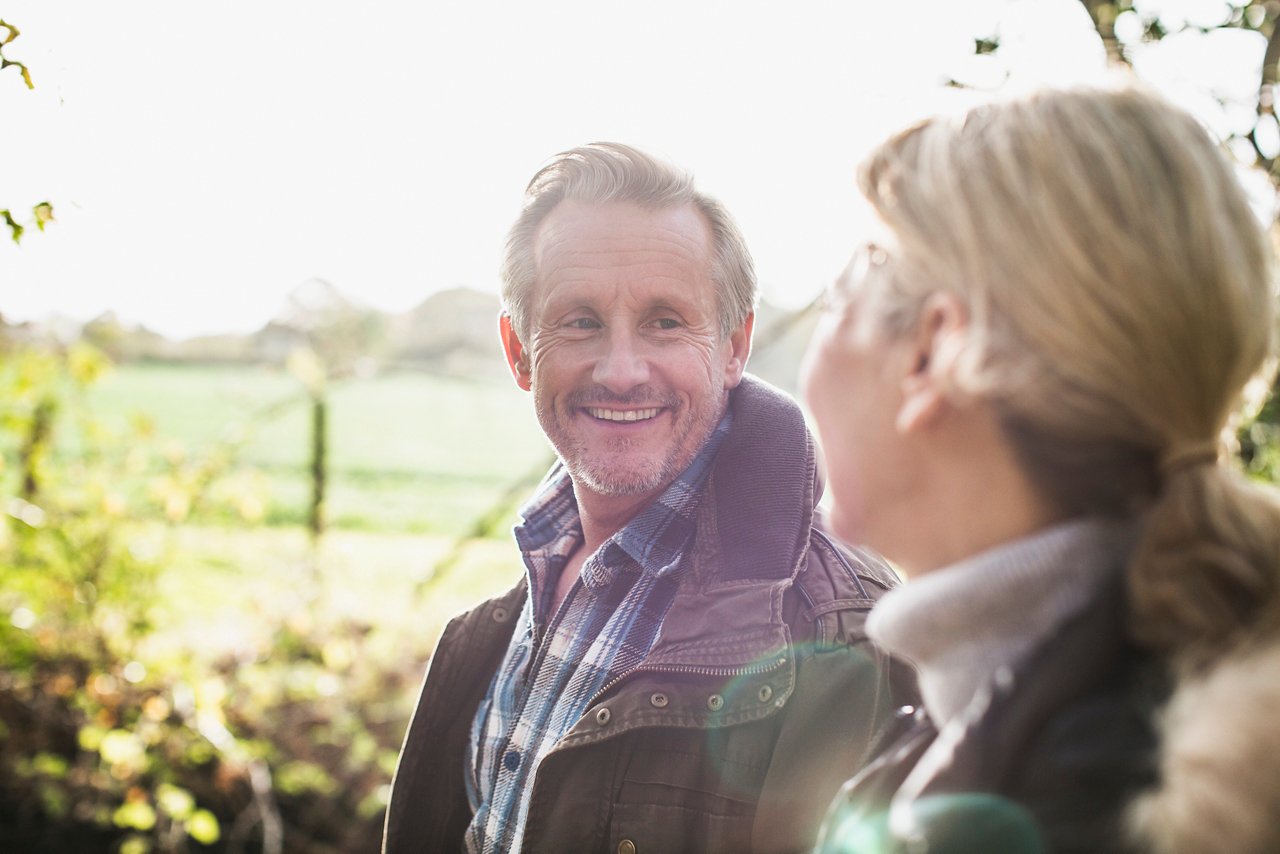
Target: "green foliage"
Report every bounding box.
[0,345,228,849]
[1074,1,1280,177]
[1,201,54,244]
[0,18,34,89]
[0,345,526,852]
[1239,376,1280,481]
[1,19,53,243]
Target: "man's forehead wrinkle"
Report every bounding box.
[537,232,710,270]
[542,259,708,284]
[531,201,713,268]
[543,273,701,291]
[534,274,713,318]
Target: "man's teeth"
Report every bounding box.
[587,407,661,422]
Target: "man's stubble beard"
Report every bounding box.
[536,388,728,499]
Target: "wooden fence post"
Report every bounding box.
[309,391,327,540]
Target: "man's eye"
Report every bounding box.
[650,318,681,330]
[566,317,601,329]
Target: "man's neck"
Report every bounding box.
[571,483,661,558]
[545,484,661,618]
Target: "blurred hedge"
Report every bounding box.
[0,345,421,853]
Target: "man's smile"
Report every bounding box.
[583,406,663,423]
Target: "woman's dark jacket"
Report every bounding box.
[818,570,1164,854]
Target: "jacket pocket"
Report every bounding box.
[608,726,772,853]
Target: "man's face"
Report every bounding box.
[506,200,751,502]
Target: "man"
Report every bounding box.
[384,143,911,853]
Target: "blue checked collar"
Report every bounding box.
[514,407,733,590]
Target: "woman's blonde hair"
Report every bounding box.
[857,86,1279,665]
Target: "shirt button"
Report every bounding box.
[502,750,520,771]
[706,694,724,711]
[649,692,669,708]
[595,706,612,726]
[492,607,509,622]
[618,839,637,854]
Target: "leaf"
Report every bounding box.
[33,202,53,229]
[0,57,33,89]
[66,342,109,385]
[156,783,195,819]
[0,18,34,88]
[185,809,221,845]
[78,724,107,752]
[119,837,150,854]
[112,800,157,831]
[31,752,69,778]
[275,759,338,796]
[1,209,23,244]
[99,729,146,768]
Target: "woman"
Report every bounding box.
[803,87,1280,853]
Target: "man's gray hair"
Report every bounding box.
[500,142,757,342]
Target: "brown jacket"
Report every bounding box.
[383,376,915,853]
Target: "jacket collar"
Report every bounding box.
[890,570,1159,804]
[642,374,820,671]
[698,374,820,585]
[496,375,821,674]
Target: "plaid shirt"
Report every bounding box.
[463,410,732,854]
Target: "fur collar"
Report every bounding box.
[1128,639,1280,853]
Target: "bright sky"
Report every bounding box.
[0,0,1256,339]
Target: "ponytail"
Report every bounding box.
[1127,461,1280,670]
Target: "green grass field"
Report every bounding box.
[17,360,549,673]
[141,522,524,665]
[77,363,553,535]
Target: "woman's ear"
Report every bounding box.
[499,313,533,391]
[896,292,969,433]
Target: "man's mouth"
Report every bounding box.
[585,406,662,423]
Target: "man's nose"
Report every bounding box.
[592,329,650,393]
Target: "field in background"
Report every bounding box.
[61,361,553,656]
[80,363,552,534]
[147,523,523,661]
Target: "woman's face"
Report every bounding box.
[800,245,919,552]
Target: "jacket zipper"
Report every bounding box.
[534,658,794,764]
[584,654,790,710]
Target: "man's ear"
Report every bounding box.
[499,313,533,391]
[896,293,968,433]
[722,312,754,389]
